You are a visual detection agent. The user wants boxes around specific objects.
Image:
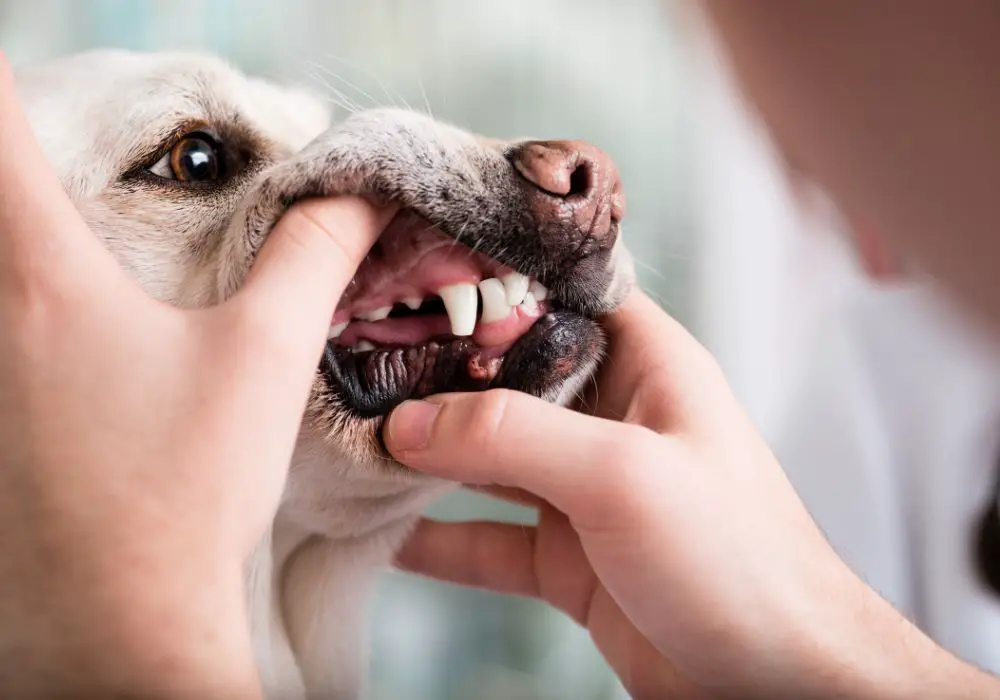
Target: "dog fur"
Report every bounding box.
[12,49,633,699]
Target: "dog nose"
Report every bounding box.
[510,140,625,261]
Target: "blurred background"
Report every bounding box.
[0,1,879,699]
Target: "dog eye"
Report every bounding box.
[148,132,224,183]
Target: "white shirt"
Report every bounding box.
[775,281,1000,672]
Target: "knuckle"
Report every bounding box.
[456,389,515,447]
[277,204,325,249]
[604,424,657,466]
[282,200,358,277]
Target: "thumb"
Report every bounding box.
[384,390,671,527]
[232,196,397,352]
[0,51,120,281]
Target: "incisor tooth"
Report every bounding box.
[438,283,478,336]
[359,306,391,322]
[328,322,348,339]
[478,278,512,324]
[355,340,375,352]
[520,291,539,316]
[501,272,530,305]
[402,296,423,310]
[528,280,548,302]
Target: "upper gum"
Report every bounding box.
[333,274,542,328]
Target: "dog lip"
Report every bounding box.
[320,308,598,419]
[322,336,505,419]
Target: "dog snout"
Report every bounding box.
[510,140,625,259]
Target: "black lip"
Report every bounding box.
[321,309,603,418]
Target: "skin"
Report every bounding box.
[6,3,1000,698]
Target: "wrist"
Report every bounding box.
[99,561,260,700]
[785,570,998,700]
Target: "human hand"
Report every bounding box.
[386,290,995,699]
[0,54,394,697]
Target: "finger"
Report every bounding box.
[0,52,113,277]
[230,196,396,364]
[593,289,741,433]
[395,518,541,598]
[385,389,673,528]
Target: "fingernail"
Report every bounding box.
[387,400,441,452]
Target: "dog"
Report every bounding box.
[12,48,634,698]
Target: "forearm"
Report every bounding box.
[799,576,1000,700]
[876,618,1000,700]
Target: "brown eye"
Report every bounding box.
[148,131,224,183]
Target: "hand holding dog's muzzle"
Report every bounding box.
[386,290,978,700]
[0,51,395,698]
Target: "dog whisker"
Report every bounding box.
[305,59,383,111]
[318,52,410,113]
[415,74,435,120]
[318,52,402,110]
[452,219,471,248]
[632,256,670,283]
[298,62,363,116]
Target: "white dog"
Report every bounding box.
[12,49,633,699]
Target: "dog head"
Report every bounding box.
[15,49,634,534]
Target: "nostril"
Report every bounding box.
[510,139,624,246]
[567,162,592,199]
[511,141,586,199]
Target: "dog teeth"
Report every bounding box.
[478,278,512,324]
[528,280,548,302]
[519,291,539,316]
[402,296,423,310]
[359,306,392,322]
[501,272,530,306]
[438,283,478,336]
[355,340,375,352]
[328,322,348,340]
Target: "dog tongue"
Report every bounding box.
[334,302,545,349]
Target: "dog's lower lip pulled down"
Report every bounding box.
[324,307,605,419]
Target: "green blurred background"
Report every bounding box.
[1,2,696,698]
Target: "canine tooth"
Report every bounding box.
[402,296,423,310]
[478,278,512,324]
[359,306,392,322]
[501,272,530,305]
[328,322,348,339]
[520,292,539,316]
[355,340,375,352]
[438,283,478,336]
[528,280,548,302]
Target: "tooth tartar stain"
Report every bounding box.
[467,353,503,382]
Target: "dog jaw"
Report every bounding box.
[14,50,634,699]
